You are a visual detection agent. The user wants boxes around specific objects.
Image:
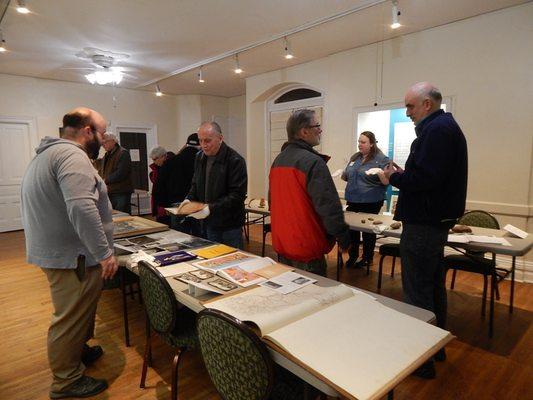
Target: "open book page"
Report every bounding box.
[206,284,354,336]
[259,271,317,294]
[266,296,453,400]
[192,251,256,271]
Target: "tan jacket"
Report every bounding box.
[98,144,133,194]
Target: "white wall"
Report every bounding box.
[0,74,179,150]
[246,4,532,226]
[246,3,533,279]
[0,74,246,156]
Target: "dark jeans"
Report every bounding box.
[109,193,132,214]
[400,223,448,329]
[279,255,328,277]
[346,200,384,261]
[206,226,243,249]
[170,215,202,237]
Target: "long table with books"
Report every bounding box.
[115,225,451,400]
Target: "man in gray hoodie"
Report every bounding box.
[21,107,118,399]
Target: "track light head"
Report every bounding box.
[391,0,401,29]
[16,0,30,14]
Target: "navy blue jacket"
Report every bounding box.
[389,110,468,226]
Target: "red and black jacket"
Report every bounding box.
[269,140,350,262]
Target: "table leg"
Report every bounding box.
[510,256,515,314]
[120,267,131,347]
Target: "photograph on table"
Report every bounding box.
[113,216,169,239]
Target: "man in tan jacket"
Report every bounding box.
[98,133,133,213]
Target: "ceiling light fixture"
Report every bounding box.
[155,83,163,96]
[16,0,30,14]
[0,31,6,52]
[85,69,123,85]
[284,37,294,59]
[198,66,205,83]
[390,0,401,29]
[234,54,243,74]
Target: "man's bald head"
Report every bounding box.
[62,107,106,138]
[404,82,442,125]
[61,107,107,159]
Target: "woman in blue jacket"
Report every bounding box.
[342,131,389,268]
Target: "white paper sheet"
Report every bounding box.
[157,262,196,278]
[259,271,317,294]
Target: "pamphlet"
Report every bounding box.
[191,244,237,259]
[174,270,239,295]
[447,234,511,246]
[503,224,528,239]
[192,251,254,271]
[153,250,197,266]
[259,271,317,294]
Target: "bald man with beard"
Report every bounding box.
[21,107,118,398]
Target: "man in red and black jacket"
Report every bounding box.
[269,109,350,277]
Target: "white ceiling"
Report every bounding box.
[0,0,527,97]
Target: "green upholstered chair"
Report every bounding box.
[138,261,198,400]
[197,308,307,400]
[444,210,506,337]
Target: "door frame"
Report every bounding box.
[0,115,39,160]
[111,122,158,191]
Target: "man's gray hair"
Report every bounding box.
[428,87,443,105]
[103,133,118,142]
[149,146,167,160]
[201,121,223,135]
[286,109,316,141]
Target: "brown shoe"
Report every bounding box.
[50,375,108,399]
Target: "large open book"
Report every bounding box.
[206,284,453,400]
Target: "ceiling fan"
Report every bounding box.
[72,47,133,85]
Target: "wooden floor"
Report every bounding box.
[0,226,532,400]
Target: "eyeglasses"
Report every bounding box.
[308,124,321,129]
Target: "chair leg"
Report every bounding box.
[140,329,151,388]
[336,245,343,282]
[510,256,516,314]
[377,255,385,291]
[481,275,488,317]
[391,257,396,278]
[262,231,267,257]
[450,269,457,290]
[171,348,184,400]
[387,389,394,400]
[489,272,496,338]
[120,267,131,347]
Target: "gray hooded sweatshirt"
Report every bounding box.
[21,137,114,269]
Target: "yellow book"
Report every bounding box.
[191,244,236,259]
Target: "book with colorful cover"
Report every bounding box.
[190,244,237,259]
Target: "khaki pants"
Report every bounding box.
[43,265,103,391]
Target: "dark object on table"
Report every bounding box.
[153,251,197,266]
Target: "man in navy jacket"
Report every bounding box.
[385,82,468,377]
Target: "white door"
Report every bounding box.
[0,122,33,232]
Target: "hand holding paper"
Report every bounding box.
[189,205,210,220]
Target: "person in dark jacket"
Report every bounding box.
[185,122,247,248]
[148,146,174,224]
[269,109,351,277]
[384,82,468,377]
[98,133,133,214]
[153,134,200,233]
